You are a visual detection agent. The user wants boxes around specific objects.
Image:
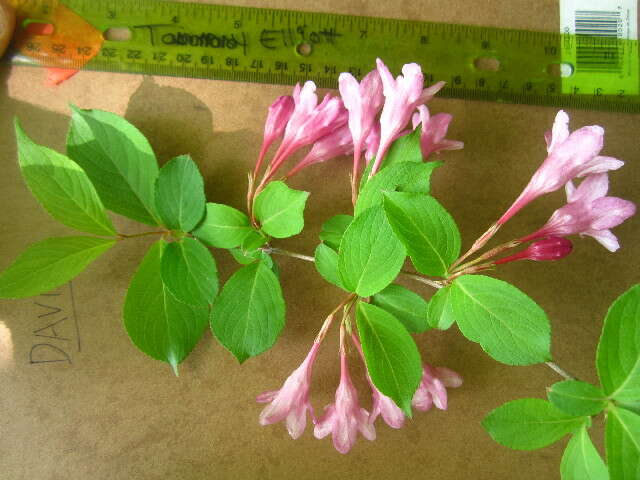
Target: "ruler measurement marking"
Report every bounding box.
[9,0,639,113]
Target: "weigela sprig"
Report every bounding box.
[1,58,637,475]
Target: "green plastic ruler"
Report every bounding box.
[7,0,640,113]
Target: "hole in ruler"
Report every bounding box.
[103,27,132,42]
[473,57,500,72]
[547,62,574,78]
[296,42,312,56]
[22,21,54,35]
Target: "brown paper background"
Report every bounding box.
[1,1,638,478]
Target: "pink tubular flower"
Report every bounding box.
[257,342,320,439]
[339,69,384,151]
[254,95,295,177]
[495,237,573,265]
[369,379,405,429]
[519,173,635,252]
[314,351,376,454]
[268,81,347,177]
[498,110,624,225]
[339,70,384,168]
[412,105,464,158]
[370,58,445,176]
[286,124,354,178]
[412,364,463,412]
[351,333,405,429]
[364,123,381,164]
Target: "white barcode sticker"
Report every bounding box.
[560,0,638,95]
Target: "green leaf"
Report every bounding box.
[67,106,159,225]
[358,129,424,191]
[160,237,218,306]
[154,155,205,232]
[548,380,607,417]
[450,275,551,365]
[15,120,116,236]
[383,128,424,166]
[482,399,587,450]
[229,248,274,268]
[0,236,115,298]
[123,240,208,372]
[356,302,423,416]
[561,426,610,480]
[371,284,430,333]
[597,284,640,404]
[242,229,268,252]
[606,406,640,480]
[338,205,406,297]
[314,243,345,290]
[383,192,460,276]
[426,285,456,330]
[254,181,309,238]
[319,214,353,250]
[210,261,285,363]
[355,161,441,216]
[619,403,640,415]
[192,203,252,248]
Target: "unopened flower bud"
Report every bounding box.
[495,237,573,264]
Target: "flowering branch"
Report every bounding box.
[2,57,636,476]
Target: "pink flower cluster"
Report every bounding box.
[256,335,462,454]
[486,110,635,262]
[252,59,461,191]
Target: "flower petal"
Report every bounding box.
[590,197,636,230]
[412,383,434,411]
[429,377,448,410]
[259,400,290,425]
[583,228,620,252]
[568,173,609,204]
[358,408,377,439]
[286,404,308,439]
[547,110,570,153]
[313,406,336,439]
[332,415,358,454]
[419,81,446,104]
[376,58,396,95]
[577,155,624,177]
[378,398,405,429]
[433,367,463,388]
[256,390,279,403]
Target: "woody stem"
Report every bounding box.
[545,361,577,381]
[117,230,168,240]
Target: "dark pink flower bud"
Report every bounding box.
[264,96,295,149]
[254,95,295,177]
[495,237,573,264]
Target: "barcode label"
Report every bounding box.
[575,10,621,37]
[575,10,622,73]
[560,0,638,95]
